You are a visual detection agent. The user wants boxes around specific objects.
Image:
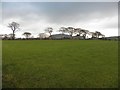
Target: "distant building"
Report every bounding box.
[72,36,84,40]
[51,34,71,39]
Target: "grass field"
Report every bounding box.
[2,40,118,88]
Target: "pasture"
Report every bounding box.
[2,40,118,88]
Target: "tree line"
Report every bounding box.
[1,22,105,40]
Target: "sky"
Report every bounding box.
[0,1,118,38]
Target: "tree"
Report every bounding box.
[58,27,67,39]
[66,27,75,38]
[59,27,67,34]
[89,32,96,38]
[38,33,47,39]
[9,33,15,39]
[81,29,89,39]
[23,32,31,39]
[3,34,8,40]
[8,22,20,40]
[45,27,53,37]
[101,34,105,38]
[89,31,105,39]
[74,28,82,36]
[94,31,102,38]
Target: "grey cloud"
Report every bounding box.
[3,2,117,25]
[34,2,117,24]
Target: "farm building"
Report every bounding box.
[51,34,85,40]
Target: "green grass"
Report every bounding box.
[2,40,118,88]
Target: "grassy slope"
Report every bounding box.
[2,40,118,88]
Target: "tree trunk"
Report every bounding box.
[61,32,64,39]
[49,33,52,40]
[70,35,73,39]
[83,34,86,39]
[12,31,15,40]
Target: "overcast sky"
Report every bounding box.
[0,2,118,37]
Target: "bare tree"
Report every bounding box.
[8,22,20,40]
[45,27,53,37]
[23,32,31,39]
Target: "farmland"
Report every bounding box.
[2,40,118,88]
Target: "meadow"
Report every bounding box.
[2,40,118,88]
